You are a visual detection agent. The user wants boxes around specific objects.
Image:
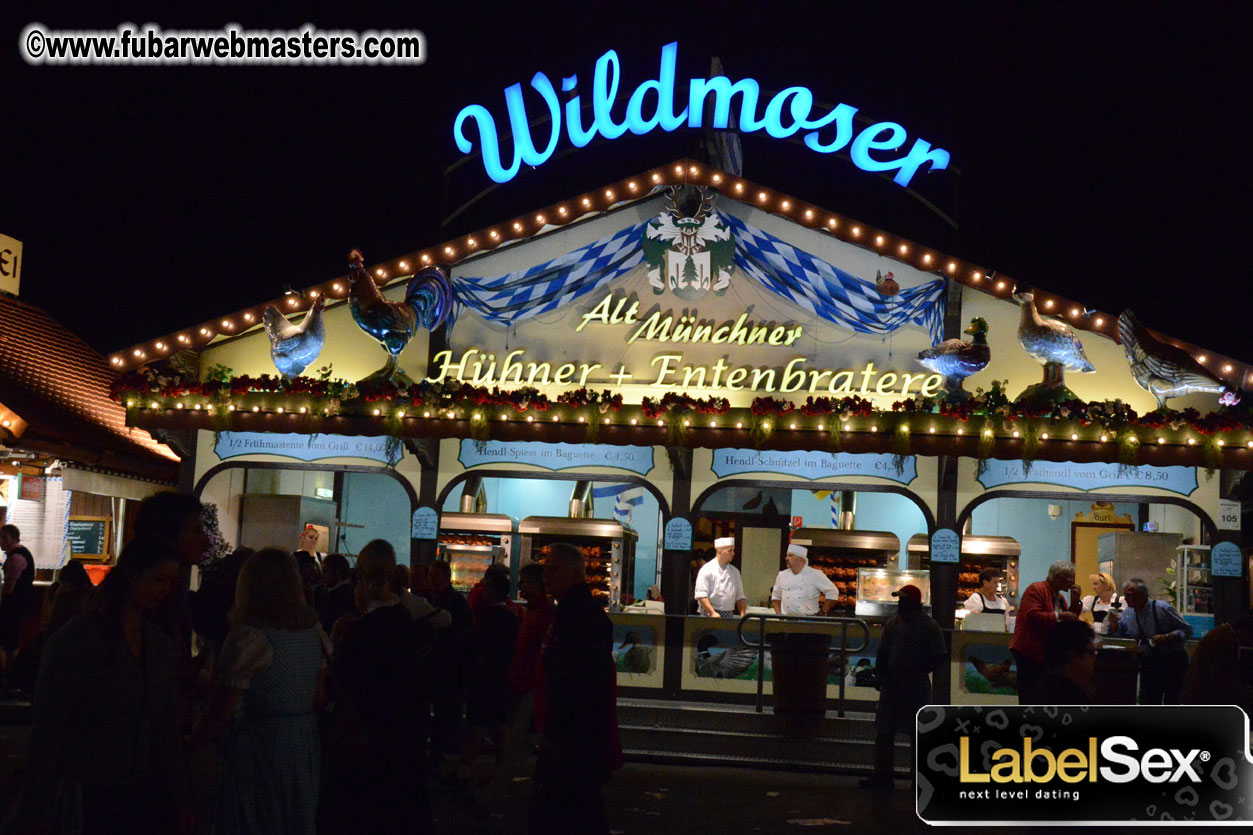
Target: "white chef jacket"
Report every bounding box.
[771,566,838,615]
[694,559,745,612]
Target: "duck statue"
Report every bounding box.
[916,317,991,400]
[1117,309,1239,408]
[1013,286,1094,406]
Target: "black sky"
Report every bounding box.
[4,2,1250,363]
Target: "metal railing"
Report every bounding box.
[737,613,872,717]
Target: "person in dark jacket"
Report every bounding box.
[0,524,38,668]
[11,535,190,834]
[861,584,946,792]
[1105,577,1193,704]
[1037,619,1096,704]
[328,539,430,830]
[313,553,355,636]
[528,543,620,834]
[428,559,472,771]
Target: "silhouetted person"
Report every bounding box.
[428,559,471,772]
[44,559,93,640]
[1037,619,1096,704]
[314,553,355,635]
[189,547,253,657]
[195,549,324,834]
[0,524,37,672]
[509,563,556,702]
[861,584,945,792]
[528,543,620,834]
[1183,624,1253,713]
[132,492,210,658]
[12,536,189,833]
[461,570,520,786]
[328,539,431,830]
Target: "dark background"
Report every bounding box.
[3,2,1249,363]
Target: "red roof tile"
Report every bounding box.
[0,294,179,482]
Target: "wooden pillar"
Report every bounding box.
[662,447,694,697]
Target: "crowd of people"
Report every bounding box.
[0,494,620,835]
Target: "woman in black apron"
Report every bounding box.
[1083,572,1120,626]
[964,568,1010,614]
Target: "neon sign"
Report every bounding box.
[454,42,950,187]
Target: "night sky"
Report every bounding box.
[4,2,1249,365]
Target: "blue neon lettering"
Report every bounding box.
[849,121,908,172]
[593,49,628,140]
[687,76,763,131]
[624,41,688,133]
[452,42,950,187]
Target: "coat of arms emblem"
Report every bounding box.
[642,187,734,300]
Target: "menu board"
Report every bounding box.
[67,516,110,559]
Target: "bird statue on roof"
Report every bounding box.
[262,295,326,378]
[1012,286,1094,406]
[875,270,899,297]
[915,317,991,401]
[1117,309,1239,409]
[347,249,453,383]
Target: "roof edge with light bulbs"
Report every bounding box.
[107,158,1251,392]
[110,376,1253,470]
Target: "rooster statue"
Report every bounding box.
[915,317,990,400]
[1012,286,1094,406]
[262,295,326,378]
[1117,309,1239,408]
[347,249,453,383]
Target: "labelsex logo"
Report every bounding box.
[454,42,950,187]
[960,736,1206,784]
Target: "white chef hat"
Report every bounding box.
[714,536,735,549]
[786,544,808,560]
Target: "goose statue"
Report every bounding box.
[1117,309,1239,408]
[1012,286,1094,404]
[916,317,990,400]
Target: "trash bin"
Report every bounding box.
[769,632,830,737]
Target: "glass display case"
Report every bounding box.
[906,533,1020,606]
[519,517,637,609]
[855,567,931,617]
[438,512,514,592]
[792,529,899,615]
[1175,544,1213,615]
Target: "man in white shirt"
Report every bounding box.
[771,544,838,616]
[694,537,746,618]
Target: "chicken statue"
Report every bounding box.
[262,295,326,378]
[347,249,453,383]
[1117,309,1240,408]
[915,317,991,400]
[1012,286,1094,406]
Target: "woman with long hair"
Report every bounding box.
[195,548,325,834]
[10,535,189,834]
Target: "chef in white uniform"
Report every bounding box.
[694,536,746,618]
[771,544,839,616]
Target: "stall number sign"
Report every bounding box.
[66,517,109,559]
[1217,499,1241,531]
[1211,541,1243,578]
[930,528,960,563]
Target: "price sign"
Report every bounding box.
[1211,541,1243,578]
[931,528,960,563]
[664,517,692,550]
[1217,499,1241,531]
[411,507,438,540]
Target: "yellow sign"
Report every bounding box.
[0,234,20,297]
[426,348,942,397]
